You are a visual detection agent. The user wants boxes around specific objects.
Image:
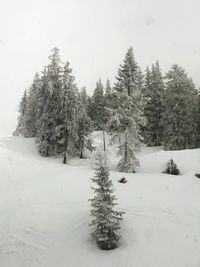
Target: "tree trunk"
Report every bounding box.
[80,149,83,158]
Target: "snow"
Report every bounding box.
[0,135,200,267]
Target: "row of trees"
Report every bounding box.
[88,54,200,151]
[14,46,200,172]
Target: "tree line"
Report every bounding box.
[14,47,200,172]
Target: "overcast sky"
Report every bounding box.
[0,0,200,136]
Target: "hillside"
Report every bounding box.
[0,135,200,267]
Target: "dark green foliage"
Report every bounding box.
[162,65,198,150]
[89,79,107,130]
[104,79,113,125]
[164,159,180,175]
[142,62,165,146]
[76,108,92,158]
[80,87,90,114]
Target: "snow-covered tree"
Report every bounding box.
[80,87,89,114]
[107,47,146,172]
[36,47,64,156]
[90,79,106,130]
[23,73,41,137]
[142,61,165,146]
[89,152,124,250]
[35,67,50,125]
[164,159,180,175]
[105,79,112,98]
[13,90,28,136]
[104,79,113,123]
[76,92,92,158]
[162,64,198,150]
[60,61,81,156]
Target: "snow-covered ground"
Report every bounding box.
[0,134,200,267]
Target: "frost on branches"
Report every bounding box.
[89,153,124,250]
[107,47,146,173]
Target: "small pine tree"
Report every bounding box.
[164,159,180,175]
[89,153,124,250]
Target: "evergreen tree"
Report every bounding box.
[104,79,113,124]
[90,79,106,130]
[60,61,80,156]
[105,79,112,97]
[162,64,198,150]
[142,61,165,146]
[36,47,64,156]
[34,67,49,127]
[76,90,92,158]
[89,152,124,250]
[76,110,92,158]
[80,87,89,114]
[13,90,28,136]
[23,73,41,137]
[108,47,146,173]
[164,159,180,175]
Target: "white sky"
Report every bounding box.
[0,0,200,136]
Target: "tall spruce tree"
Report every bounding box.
[36,47,64,156]
[104,79,113,124]
[107,47,146,173]
[90,79,106,130]
[80,87,89,114]
[105,79,112,97]
[35,67,50,125]
[162,64,198,150]
[142,61,165,146]
[75,89,92,158]
[60,61,80,156]
[89,152,124,250]
[76,109,92,158]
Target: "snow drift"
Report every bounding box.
[0,135,200,267]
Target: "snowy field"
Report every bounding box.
[0,134,200,267]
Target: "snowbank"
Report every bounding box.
[0,135,200,267]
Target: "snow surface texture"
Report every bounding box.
[0,134,200,267]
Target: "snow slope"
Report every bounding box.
[0,135,200,267]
